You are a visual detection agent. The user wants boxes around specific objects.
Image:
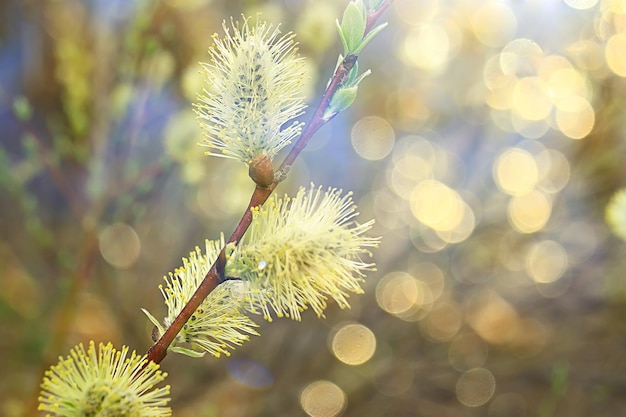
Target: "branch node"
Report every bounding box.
[249,154,274,188]
[343,53,358,72]
[274,165,291,183]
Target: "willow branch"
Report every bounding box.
[366,1,394,34]
[146,0,394,365]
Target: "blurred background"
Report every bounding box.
[2,0,626,416]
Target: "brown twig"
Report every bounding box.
[146,0,394,365]
[366,1,394,34]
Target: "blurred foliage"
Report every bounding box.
[2,0,626,416]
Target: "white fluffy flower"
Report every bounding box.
[39,341,171,417]
[195,16,306,164]
[143,239,259,358]
[229,184,379,321]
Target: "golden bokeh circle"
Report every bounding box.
[331,323,377,366]
[300,381,347,417]
[456,368,496,407]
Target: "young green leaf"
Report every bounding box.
[354,21,388,54]
[339,1,367,53]
[325,85,359,120]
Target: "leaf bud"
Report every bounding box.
[249,153,275,188]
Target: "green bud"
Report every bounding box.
[338,0,367,54]
[324,61,372,120]
[325,85,359,120]
[336,0,388,55]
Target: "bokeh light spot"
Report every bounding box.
[411,262,446,301]
[538,54,574,81]
[412,224,450,253]
[436,201,476,244]
[420,301,463,342]
[369,189,405,229]
[547,67,589,105]
[607,0,626,13]
[410,180,464,231]
[456,368,496,407]
[605,188,626,241]
[512,77,552,121]
[555,96,595,139]
[331,323,376,366]
[567,40,605,71]
[351,116,395,161]
[526,240,568,284]
[508,190,551,233]
[393,0,440,26]
[300,381,347,417]
[535,273,573,298]
[605,33,626,76]
[471,2,517,47]
[99,223,141,269]
[402,24,451,72]
[376,271,427,319]
[484,55,516,93]
[536,149,571,194]
[389,154,432,199]
[500,39,543,76]
[494,148,538,196]
[511,113,550,139]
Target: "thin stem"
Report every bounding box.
[277,53,357,172]
[366,1,394,34]
[146,0,394,365]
